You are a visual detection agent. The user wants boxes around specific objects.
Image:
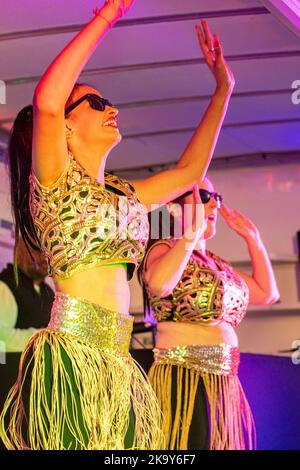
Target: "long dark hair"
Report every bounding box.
[8,105,38,285]
[7,82,88,284]
[137,193,187,323]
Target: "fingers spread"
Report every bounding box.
[201,19,213,50]
[195,24,205,44]
[213,34,222,57]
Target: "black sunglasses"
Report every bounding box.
[182,189,223,208]
[64,93,114,117]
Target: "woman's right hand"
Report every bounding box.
[122,0,136,15]
[196,19,235,95]
[103,0,136,17]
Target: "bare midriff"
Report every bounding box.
[54,263,131,314]
[156,320,238,348]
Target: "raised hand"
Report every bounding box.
[191,184,207,235]
[104,0,136,17]
[196,19,235,94]
[219,203,260,242]
[122,0,136,15]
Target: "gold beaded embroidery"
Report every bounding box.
[143,239,249,327]
[48,291,133,356]
[153,343,240,376]
[29,152,149,281]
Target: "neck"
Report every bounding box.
[69,141,112,185]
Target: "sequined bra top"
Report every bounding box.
[29,152,149,282]
[142,239,249,328]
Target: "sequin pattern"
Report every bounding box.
[143,239,249,328]
[153,344,240,376]
[48,291,133,356]
[29,152,149,281]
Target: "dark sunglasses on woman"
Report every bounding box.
[64,93,114,117]
[182,188,223,208]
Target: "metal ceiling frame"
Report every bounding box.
[261,0,300,39]
[0,4,299,161]
[0,85,299,152]
[4,49,300,86]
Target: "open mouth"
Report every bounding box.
[103,119,118,128]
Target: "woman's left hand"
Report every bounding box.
[196,19,235,94]
[219,203,260,242]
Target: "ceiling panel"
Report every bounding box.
[116,93,299,134]
[0,0,299,170]
[1,55,299,124]
[105,121,300,171]
[1,13,299,81]
[0,0,264,34]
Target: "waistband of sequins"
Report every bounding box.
[153,344,240,376]
[47,291,133,356]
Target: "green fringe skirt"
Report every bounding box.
[0,292,164,450]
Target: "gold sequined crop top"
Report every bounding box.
[142,239,249,328]
[29,152,149,282]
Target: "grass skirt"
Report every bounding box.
[149,344,256,450]
[0,292,164,450]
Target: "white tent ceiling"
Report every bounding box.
[0,0,300,177]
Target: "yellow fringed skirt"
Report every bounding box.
[0,292,164,450]
[149,344,256,450]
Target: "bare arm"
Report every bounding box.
[33,4,121,111]
[131,20,235,211]
[235,236,280,305]
[144,236,196,298]
[31,2,133,185]
[132,90,232,211]
[144,186,206,297]
[219,204,280,305]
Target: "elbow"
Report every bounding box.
[148,283,172,299]
[262,291,280,306]
[145,274,172,299]
[267,285,281,305]
[268,293,280,305]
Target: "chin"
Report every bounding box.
[104,133,122,151]
[111,129,122,145]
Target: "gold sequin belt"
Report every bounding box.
[153,344,240,376]
[47,292,133,356]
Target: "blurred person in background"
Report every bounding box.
[0,236,53,448]
[0,236,53,354]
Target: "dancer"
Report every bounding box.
[0,1,234,450]
[139,177,280,450]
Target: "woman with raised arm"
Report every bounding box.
[139,177,280,450]
[0,1,234,450]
